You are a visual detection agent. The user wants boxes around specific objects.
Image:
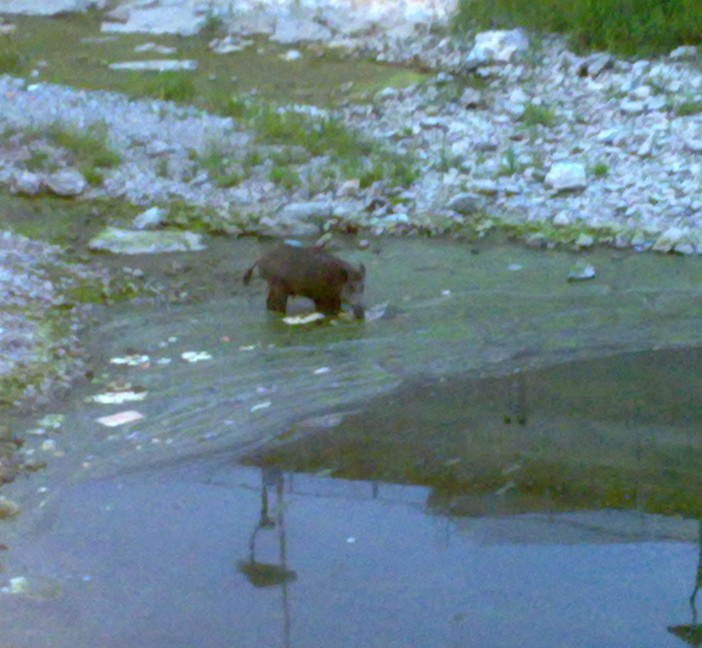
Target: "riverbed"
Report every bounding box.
[1,235,701,647]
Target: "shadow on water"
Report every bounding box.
[2,237,702,647]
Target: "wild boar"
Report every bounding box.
[243,244,366,319]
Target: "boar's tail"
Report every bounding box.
[243,262,258,285]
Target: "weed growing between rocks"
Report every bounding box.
[194,141,246,188]
[21,120,121,186]
[453,0,702,56]
[221,95,418,189]
[674,99,702,117]
[591,161,609,178]
[520,102,556,128]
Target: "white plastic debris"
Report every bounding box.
[283,313,325,325]
[181,351,212,363]
[567,263,596,282]
[96,411,144,427]
[110,354,150,366]
[250,401,272,413]
[364,303,388,322]
[90,390,147,404]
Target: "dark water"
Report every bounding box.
[2,238,702,647]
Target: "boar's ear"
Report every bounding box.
[359,263,366,278]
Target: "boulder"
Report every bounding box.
[271,17,332,44]
[10,170,41,196]
[577,53,614,78]
[133,207,165,230]
[465,29,529,69]
[670,45,697,60]
[545,163,587,193]
[652,227,690,253]
[446,192,486,215]
[257,201,335,237]
[45,169,87,197]
[102,7,205,36]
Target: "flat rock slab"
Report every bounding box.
[108,60,198,72]
[0,0,105,14]
[88,227,206,254]
[102,6,205,36]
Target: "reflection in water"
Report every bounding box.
[669,521,702,646]
[248,347,702,522]
[238,468,295,648]
[504,368,527,425]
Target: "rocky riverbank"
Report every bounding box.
[2,0,702,412]
[0,229,106,409]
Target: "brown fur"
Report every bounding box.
[244,245,366,319]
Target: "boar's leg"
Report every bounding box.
[266,279,289,314]
[314,296,342,316]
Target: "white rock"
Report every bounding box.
[10,170,41,195]
[630,86,652,100]
[272,17,332,44]
[620,100,645,115]
[88,227,206,254]
[447,192,486,215]
[685,138,702,154]
[652,227,687,252]
[465,29,529,67]
[581,53,614,77]
[574,233,595,248]
[102,7,205,36]
[545,162,587,192]
[279,201,333,222]
[470,179,499,196]
[209,35,252,54]
[646,95,667,112]
[108,59,197,72]
[133,207,165,230]
[45,169,87,197]
[637,133,655,157]
[670,45,698,60]
[553,211,571,226]
[675,243,696,255]
[134,42,177,55]
[338,179,360,197]
[0,0,105,15]
[281,49,302,62]
[146,140,170,156]
[459,87,482,108]
[597,128,623,145]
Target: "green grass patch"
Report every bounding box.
[520,102,556,128]
[591,161,609,177]
[497,147,521,177]
[674,99,702,117]
[269,165,302,190]
[0,38,21,74]
[43,120,120,185]
[453,0,702,57]
[222,95,417,188]
[134,70,196,102]
[18,120,120,185]
[195,141,247,188]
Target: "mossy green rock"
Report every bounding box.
[88,226,206,254]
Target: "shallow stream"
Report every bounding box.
[2,236,702,647]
